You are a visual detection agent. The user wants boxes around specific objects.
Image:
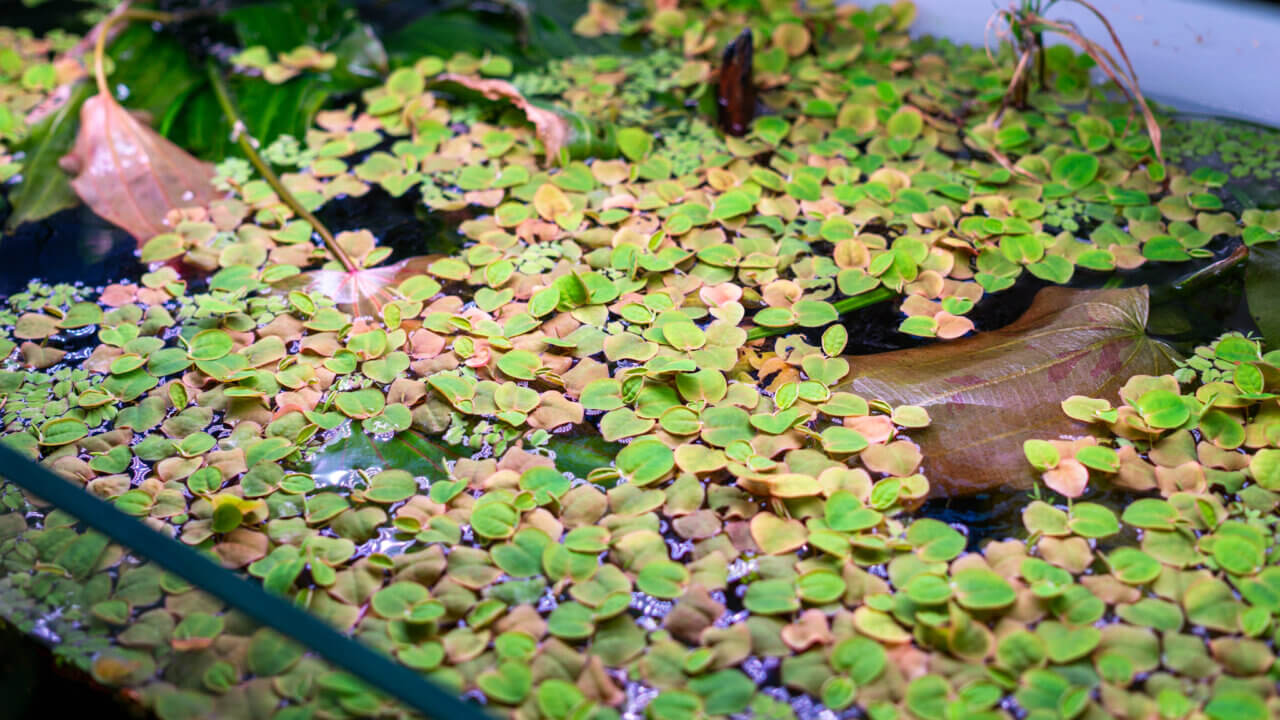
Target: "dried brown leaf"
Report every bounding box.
[433,74,570,164]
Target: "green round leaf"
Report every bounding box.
[636,560,690,599]
[616,437,675,486]
[1135,388,1190,429]
[39,417,88,446]
[187,329,234,361]
[1051,153,1100,190]
[952,568,1016,610]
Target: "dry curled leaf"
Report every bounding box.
[59,94,217,242]
[433,74,570,164]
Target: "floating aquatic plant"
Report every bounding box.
[0,1,1277,718]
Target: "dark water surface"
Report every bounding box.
[0,620,143,719]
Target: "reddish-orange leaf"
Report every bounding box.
[432,74,571,165]
[306,256,435,318]
[59,94,217,243]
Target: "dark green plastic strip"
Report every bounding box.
[0,442,485,720]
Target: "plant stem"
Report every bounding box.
[746,287,896,342]
[1147,243,1250,306]
[1034,29,1045,90]
[92,8,176,99]
[205,63,357,273]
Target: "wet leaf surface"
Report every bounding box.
[1245,242,1280,350]
[844,287,1179,495]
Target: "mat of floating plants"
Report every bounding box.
[1,1,1280,718]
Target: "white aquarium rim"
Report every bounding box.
[903,0,1280,128]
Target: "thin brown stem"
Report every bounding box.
[92,8,176,99]
[1035,29,1046,90]
[1028,12,1163,163]
[206,63,357,273]
[986,2,1163,169]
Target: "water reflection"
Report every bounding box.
[0,205,141,296]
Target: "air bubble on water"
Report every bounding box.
[764,686,789,703]
[791,694,824,720]
[131,456,149,484]
[726,557,756,582]
[667,538,693,560]
[325,421,354,443]
[741,656,769,684]
[359,526,415,558]
[31,608,63,645]
[714,609,749,628]
[605,667,629,687]
[622,682,658,720]
[536,591,559,613]
[630,592,672,619]
[315,467,360,489]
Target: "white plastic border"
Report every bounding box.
[904,0,1280,127]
